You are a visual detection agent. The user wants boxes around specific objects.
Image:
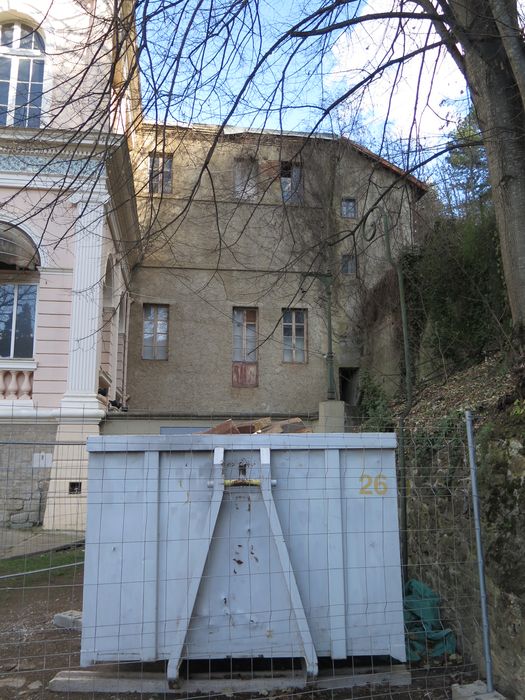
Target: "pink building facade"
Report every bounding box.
[0,0,139,529]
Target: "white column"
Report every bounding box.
[60,192,107,417]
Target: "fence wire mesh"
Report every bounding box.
[0,413,487,700]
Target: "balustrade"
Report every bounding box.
[0,369,33,399]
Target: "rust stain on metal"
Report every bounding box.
[224,479,261,487]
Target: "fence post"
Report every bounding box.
[465,410,494,692]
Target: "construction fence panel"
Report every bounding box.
[0,418,487,699]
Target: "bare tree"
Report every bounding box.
[133,0,525,342]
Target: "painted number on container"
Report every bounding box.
[359,474,388,496]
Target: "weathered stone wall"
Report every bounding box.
[127,125,424,416]
[0,422,57,529]
[405,415,525,700]
[357,268,404,397]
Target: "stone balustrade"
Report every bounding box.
[0,369,34,400]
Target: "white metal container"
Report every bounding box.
[81,433,406,680]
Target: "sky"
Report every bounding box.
[328,1,469,147]
[142,0,524,165]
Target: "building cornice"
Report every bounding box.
[0,127,123,159]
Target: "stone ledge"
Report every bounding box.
[452,680,506,700]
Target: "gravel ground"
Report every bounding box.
[0,563,468,700]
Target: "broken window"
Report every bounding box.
[233,158,258,200]
[142,304,169,360]
[280,161,302,204]
[232,307,258,387]
[282,309,307,363]
[341,197,357,218]
[149,154,173,194]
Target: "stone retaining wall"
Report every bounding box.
[406,419,525,700]
[0,423,57,529]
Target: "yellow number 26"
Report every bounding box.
[359,474,388,496]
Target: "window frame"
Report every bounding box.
[233,157,258,200]
[232,307,258,363]
[282,308,307,364]
[149,153,173,195]
[142,303,169,361]
[0,281,38,359]
[232,307,258,387]
[0,21,45,128]
[341,252,357,276]
[280,161,302,204]
[341,197,357,219]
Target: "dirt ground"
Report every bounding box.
[0,564,468,700]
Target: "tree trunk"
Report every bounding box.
[447,1,525,340]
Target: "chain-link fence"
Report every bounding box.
[0,414,495,700]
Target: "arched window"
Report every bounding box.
[0,224,39,359]
[0,222,41,270]
[0,21,45,128]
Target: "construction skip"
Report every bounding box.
[80,433,406,688]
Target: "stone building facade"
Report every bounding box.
[0,2,426,530]
[112,123,426,433]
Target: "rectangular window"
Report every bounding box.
[0,283,37,358]
[280,161,302,204]
[149,154,173,195]
[14,58,43,127]
[68,481,82,495]
[0,56,11,127]
[142,304,169,360]
[232,307,258,387]
[233,158,258,200]
[282,309,307,363]
[341,197,357,218]
[341,253,357,275]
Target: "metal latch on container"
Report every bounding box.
[207,478,277,487]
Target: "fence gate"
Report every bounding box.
[81,434,405,683]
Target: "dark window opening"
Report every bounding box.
[280,161,302,204]
[69,481,82,495]
[339,367,359,406]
